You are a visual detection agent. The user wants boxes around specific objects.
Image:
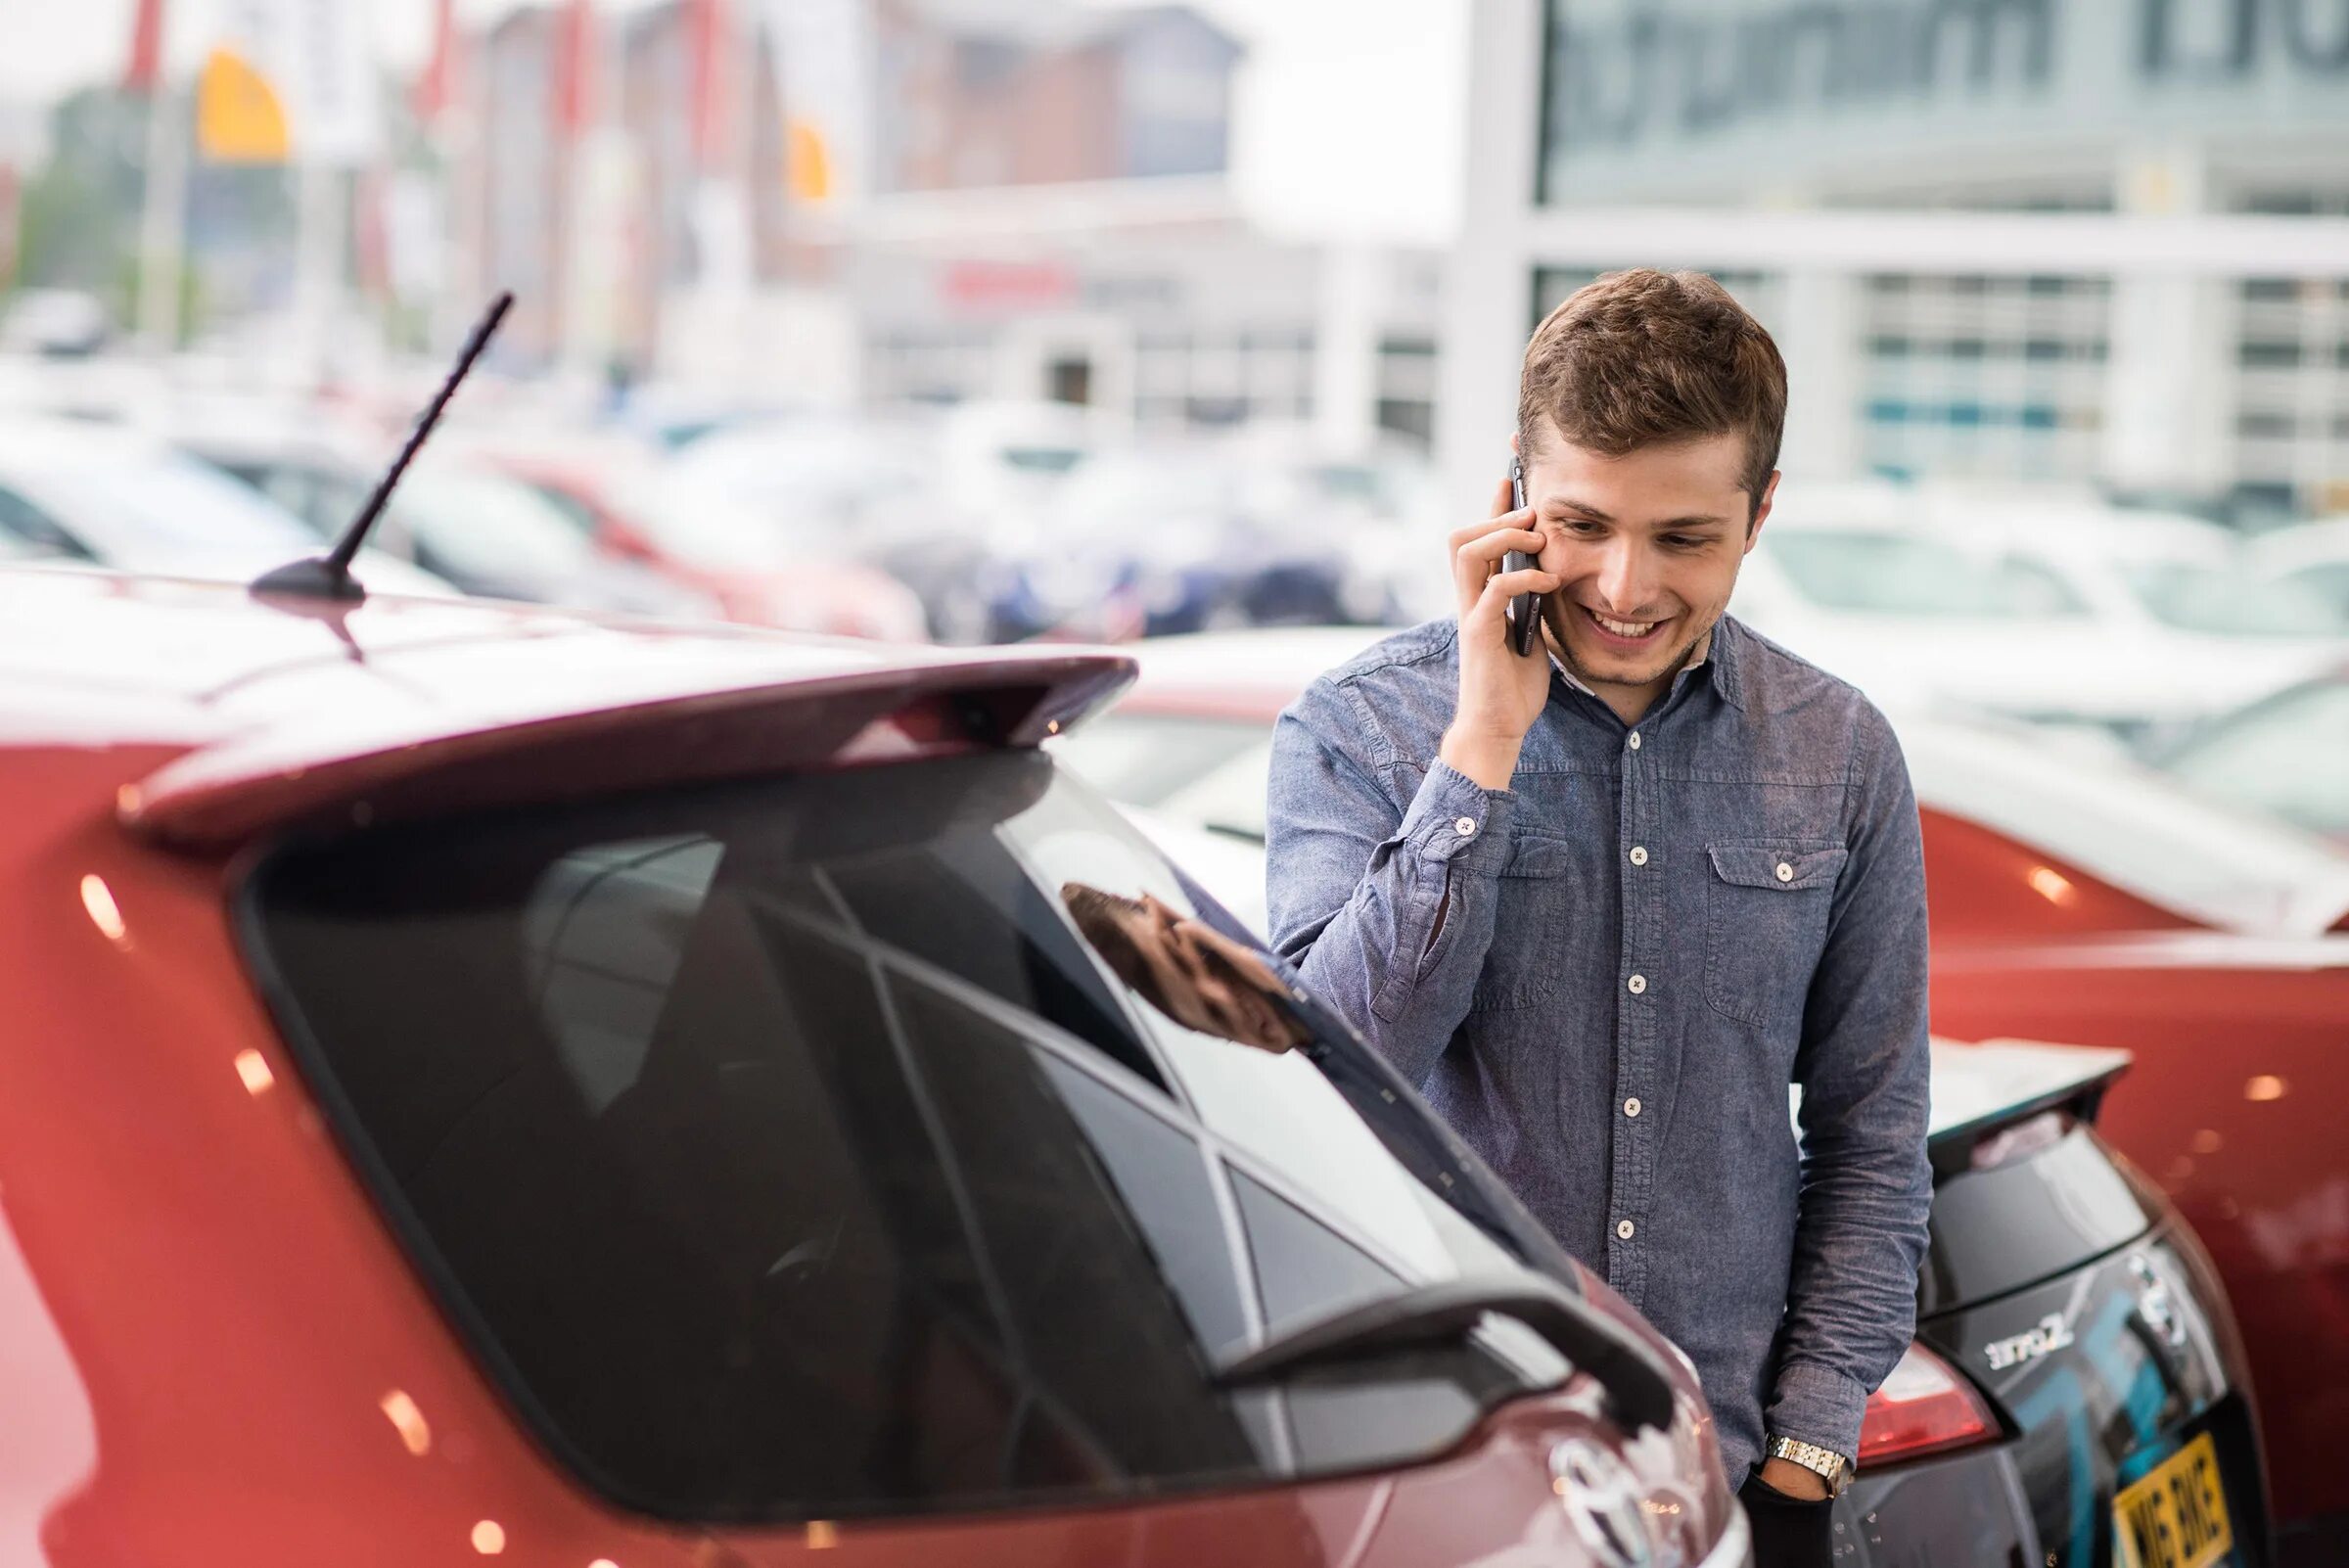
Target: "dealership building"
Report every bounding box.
[1440,0,2349,520]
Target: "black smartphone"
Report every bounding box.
[1503,456,1540,657]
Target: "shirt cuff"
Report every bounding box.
[1766,1360,1868,1465]
[1397,760,1515,876]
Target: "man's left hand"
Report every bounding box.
[1757,1456,1832,1501]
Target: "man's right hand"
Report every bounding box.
[1440,475,1559,791]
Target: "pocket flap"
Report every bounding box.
[1500,833,1576,878]
[1707,842,1847,892]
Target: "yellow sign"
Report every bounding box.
[197,46,289,163]
[2113,1432,2234,1568]
[786,119,834,204]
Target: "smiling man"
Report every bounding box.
[1266,270,1932,1568]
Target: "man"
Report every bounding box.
[1265,269,1931,1567]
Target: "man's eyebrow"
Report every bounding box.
[1545,498,1732,530]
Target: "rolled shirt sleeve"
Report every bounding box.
[1266,675,1513,1089]
[1767,704,1935,1462]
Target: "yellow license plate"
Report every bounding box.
[2114,1432,2234,1568]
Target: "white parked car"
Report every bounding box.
[0,420,455,598]
[1739,484,2345,741]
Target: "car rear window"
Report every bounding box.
[241,751,1578,1524]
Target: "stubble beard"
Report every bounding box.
[1543,597,1718,696]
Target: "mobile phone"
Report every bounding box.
[1503,456,1540,657]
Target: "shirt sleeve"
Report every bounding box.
[1767,702,1935,1463]
[1264,675,1514,1088]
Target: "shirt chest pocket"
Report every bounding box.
[1465,833,1576,1013]
[1703,841,1848,1031]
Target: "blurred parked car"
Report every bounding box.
[982,445,1405,643]
[1059,623,2349,1563]
[464,444,930,641]
[2149,666,2349,845]
[654,412,1000,639]
[182,434,719,619]
[1740,484,2344,742]
[2250,518,2349,620]
[0,564,1748,1568]
[0,419,452,596]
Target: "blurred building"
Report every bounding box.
[450,0,1431,449]
[869,0,1240,190]
[1445,0,2349,520]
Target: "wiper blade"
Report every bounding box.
[1213,1273,1676,1434]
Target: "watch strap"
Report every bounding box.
[1765,1435,1853,1496]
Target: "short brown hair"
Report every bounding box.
[1518,268,1787,513]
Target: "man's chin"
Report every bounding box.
[1555,621,1697,691]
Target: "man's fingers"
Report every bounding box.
[1453,524,1544,614]
[1490,474,1515,519]
[1467,568,1560,624]
[1448,509,1536,551]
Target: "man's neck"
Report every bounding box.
[1545,625,1713,728]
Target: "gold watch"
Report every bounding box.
[1765,1435,1853,1498]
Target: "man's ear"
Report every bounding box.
[1745,471,1780,553]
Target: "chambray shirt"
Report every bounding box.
[1264,613,1932,1486]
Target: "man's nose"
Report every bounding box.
[1592,539,1658,614]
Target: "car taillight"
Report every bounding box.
[1857,1342,1999,1468]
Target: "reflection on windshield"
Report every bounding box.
[1061,882,1307,1053]
[1771,530,2058,617]
[36,453,321,554]
[2123,559,2347,637]
[395,471,597,579]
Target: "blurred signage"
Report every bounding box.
[767,0,872,207]
[197,0,379,167]
[942,259,1078,312]
[1539,0,2349,201]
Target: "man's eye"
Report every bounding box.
[1564,519,1604,535]
[1662,535,1709,550]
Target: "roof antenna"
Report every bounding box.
[250,291,514,602]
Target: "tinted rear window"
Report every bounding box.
[242,752,1577,1523]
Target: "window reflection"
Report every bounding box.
[1060,881,1308,1053]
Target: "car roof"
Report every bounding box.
[0,568,1132,851]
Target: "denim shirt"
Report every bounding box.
[1264,614,1932,1486]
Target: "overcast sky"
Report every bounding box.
[0,0,1469,241]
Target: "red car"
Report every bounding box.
[477,449,934,643]
[1055,625,2346,1566]
[0,570,1749,1566]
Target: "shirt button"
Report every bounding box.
[1775,860,1794,883]
[1454,816,1477,838]
[1616,1219,1636,1240]
[1624,1096,1642,1118]
[1627,974,1647,995]
[1629,845,1648,866]
[1627,731,1642,751]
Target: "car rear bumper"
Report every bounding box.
[1833,1389,2264,1567]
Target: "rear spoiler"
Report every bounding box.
[121,652,1135,852]
[1922,1039,2132,1180]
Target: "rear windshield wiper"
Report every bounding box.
[1214,1273,1677,1434]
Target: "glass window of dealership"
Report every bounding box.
[1507,0,2349,520]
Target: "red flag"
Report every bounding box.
[123,0,165,96]
[554,0,596,138]
[688,0,731,171]
[413,0,458,127]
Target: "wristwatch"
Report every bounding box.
[1765,1435,1854,1498]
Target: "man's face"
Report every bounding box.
[1521,422,1776,703]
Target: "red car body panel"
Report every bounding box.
[491,458,927,641]
[0,575,1739,1565]
[1102,635,2349,1536]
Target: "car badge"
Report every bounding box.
[1548,1438,1656,1568]
[1984,1311,2076,1371]
[2130,1252,2189,1350]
